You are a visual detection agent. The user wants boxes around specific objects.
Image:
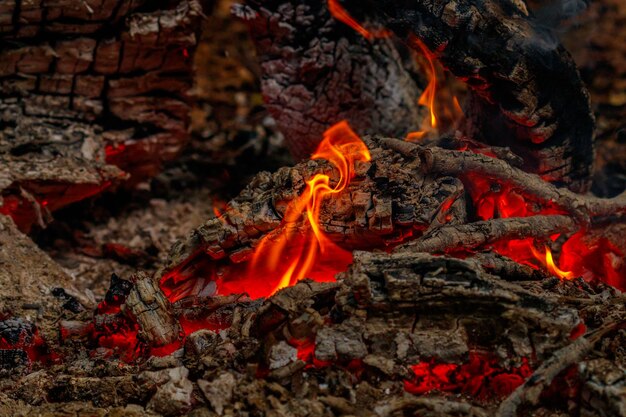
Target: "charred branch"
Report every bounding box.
[398,215,577,254]
[382,138,626,222]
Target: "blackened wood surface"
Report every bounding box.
[242,0,425,159]
[246,0,595,190]
[348,0,595,191]
[0,0,203,231]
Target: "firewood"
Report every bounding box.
[497,320,625,417]
[123,272,181,347]
[382,138,626,221]
[160,136,469,289]
[349,0,596,191]
[160,135,626,298]
[399,215,576,255]
[243,0,596,191]
[0,0,204,232]
[469,252,551,281]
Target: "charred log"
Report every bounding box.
[344,0,596,191]
[0,0,203,232]
[160,135,626,298]
[244,0,596,191]
[241,0,425,159]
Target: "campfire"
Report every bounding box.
[0,0,625,416]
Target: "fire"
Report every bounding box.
[537,246,574,280]
[405,37,464,142]
[413,37,438,130]
[527,244,575,280]
[465,170,624,287]
[325,1,462,142]
[327,0,389,40]
[247,121,370,296]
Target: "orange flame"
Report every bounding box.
[530,245,574,280]
[413,37,438,130]
[248,121,371,295]
[405,37,464,142]
[327,0,390,40]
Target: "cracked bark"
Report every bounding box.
[124,271,181,347]
[161,135,626,293]
[382,138,626,221]
[0,0,203,232]
[241,0,425,159]
[349,0,596,191]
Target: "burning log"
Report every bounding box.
[160,126,470,300]
[159,127,626,303]
[0,0,204,232]
[240,0,425,159]
[243,0,595,192]
[123,272,182,348]
[382,138,626,221]
[0,0,625,415]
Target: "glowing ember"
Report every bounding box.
[247,121,371,296]
[465,169,625,288]
[404,354,532,401]
[0,318,58,367]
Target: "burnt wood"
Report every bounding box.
[0,0,203,231]
[244,0,596,191]
[241,0,425,159]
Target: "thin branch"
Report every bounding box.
[399,215,577,254]
[381,138,626,222]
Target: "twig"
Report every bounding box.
[399,215,577,254]
[469,252,549,281]
[496,321,624,417]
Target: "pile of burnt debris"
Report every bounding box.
[1,0,626,416]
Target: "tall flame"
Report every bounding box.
[413,37,438,130]
[405,37,465,141]
[325,1,462,142]
[248,121,371,295]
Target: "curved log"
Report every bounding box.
[244,0,596,190]
[344,0,595,191]
[242,0,425,159]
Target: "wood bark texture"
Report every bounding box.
[243,0,596,191]
[241,0,426,159]
[0,0,203,231]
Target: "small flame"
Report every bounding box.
[412,37,438,129]
[405,37,464,142]
[544,247,574,280]
[327,0,390,40]
[530,245,574,280]
[248,121,370,295]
